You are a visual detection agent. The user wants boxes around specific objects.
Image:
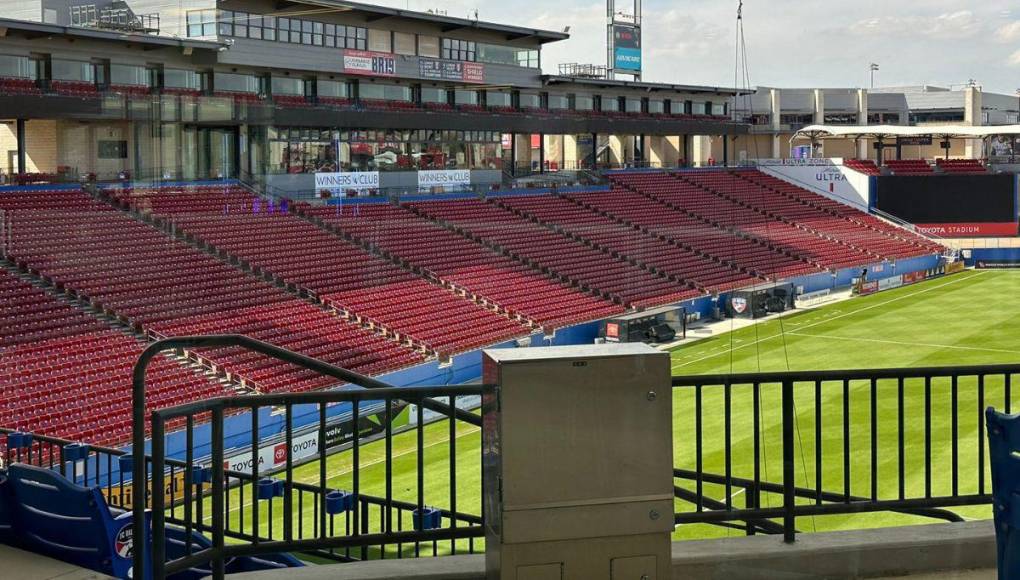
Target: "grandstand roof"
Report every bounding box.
[276,0,569,44]
[0,17,226,51]
[542,76,748,96]
[795,124,1020,139]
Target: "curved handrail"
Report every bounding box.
[131,334,481,577]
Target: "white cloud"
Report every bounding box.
[996,21,1020,42]
[1009,49,1020,67]
[849,10,981,39]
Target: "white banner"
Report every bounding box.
[756,158,870,210]
[223,431,320,476]
[314,171,379,190]
[418,169,471,189]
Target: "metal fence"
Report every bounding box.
[130,335,487,579]
[671,364,1020,542]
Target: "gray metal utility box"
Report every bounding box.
[482,344,674,580]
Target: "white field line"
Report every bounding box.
[671,271,988,369]
[204,426,480,521]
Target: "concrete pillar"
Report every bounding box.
[545,134,564,171]
[813,89,825,125]
[964,86,983,159]
[16,119,25,175]
[514,133,531,173]
[608,135,625,167]
[665,136,681,167]
[562,134,578,170]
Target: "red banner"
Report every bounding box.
[915,222,1018,237]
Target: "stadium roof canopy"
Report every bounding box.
[276,0,570,44]
[542,75,749,96]
[794,124,1020,139]
[0,17,226,51]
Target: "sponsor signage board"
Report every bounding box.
[612,24,641,71]
[224,414,387,476]
[409,395,482,426]
[314,171,380,190]
[605,322,620,342]
[898,136,933,146]
[915,222,1018,237]
[343,50,396,77]
[418,169,471,189]
[419,58,484,83]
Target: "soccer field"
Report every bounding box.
[205,269,1020,551]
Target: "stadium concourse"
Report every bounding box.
[0,169,943,447]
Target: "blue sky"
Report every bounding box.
[378,0,1020,95]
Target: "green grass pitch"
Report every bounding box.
[196,269,1020,553]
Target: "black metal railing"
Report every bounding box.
[131,336,487,579]
[672,364,1020,542]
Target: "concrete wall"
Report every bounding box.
[0,120,57,174]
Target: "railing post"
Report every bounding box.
[211,403,226,580]
[151,414,166,579]
[782,379,796,543]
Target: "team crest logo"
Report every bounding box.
[114,524,133,559]
[732,297,748,314]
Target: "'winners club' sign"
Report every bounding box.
[418,169,471,189]
[315,171,379,190]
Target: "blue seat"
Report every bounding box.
[986,408,1020,580]
[4,463,134,577]
[0,473,12,544]
[2,464,302,579]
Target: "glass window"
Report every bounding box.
[421,87,448,103]
[216,72,260,93]
[359,83,412,101]
[69,4,97,27]
[0,55,35,79]
[394,32,416,55]
[277,18,289,42]
[648,100,664,114]
[454,90,479,105]
[418,35,440,57]
[368,29,391,53]
[318,80,349,98]
[548,94,568,110]
[712,102,726,116]
[272,77,304,96]
[487,91,511,108]
[600,97,619,112]
[164,68,200,90]
[110,64,147,86]
[625,98,642,113]
[574,94,593,110]
[263,16,276,41]
[51,59,93,82]
[442,38,476,61]
[519,93,540,109]
[186,9,217,37]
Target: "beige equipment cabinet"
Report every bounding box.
[481,344,674,580]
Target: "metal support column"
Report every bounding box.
[16,119,26,175]
[538,133,545,173]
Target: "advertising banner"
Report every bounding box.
[612,24,641,71]
[419,58,484,83]
[418,169,471,189]
[223,414,387,476]
[314,171,380,190]
[343,50,396,77]
[914,222,1018,237]
[757,158,870,209]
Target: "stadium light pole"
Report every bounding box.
[870,63,879,89]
